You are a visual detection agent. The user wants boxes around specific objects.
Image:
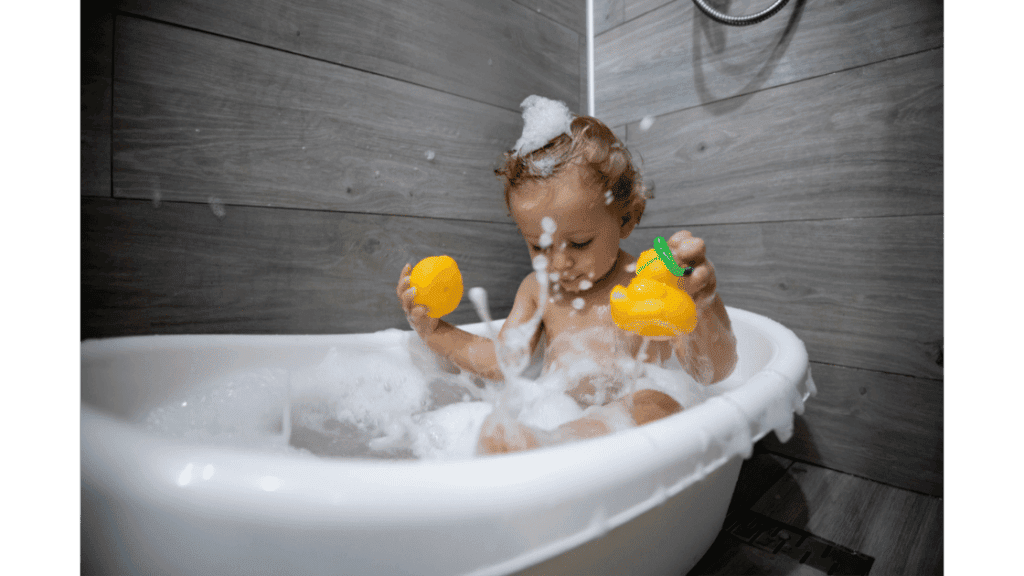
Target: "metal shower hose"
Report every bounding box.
[692,0,791,26]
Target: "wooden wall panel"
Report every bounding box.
[592,0,624,35]
[622,215,943,380]
[116,0,580,112]
[82,198,533,339]
[579,32,588,116]
[593,0,672,35]
[595,0,943,127]
[757,363,943,496]
[511,0,586,35]
[624,0,674,23]
[625,49,943,226]
[114,16,521,222]
[82,8,113,197]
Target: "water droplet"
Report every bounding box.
[208,197,226,219]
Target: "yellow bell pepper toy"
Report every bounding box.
[409,255,464,318]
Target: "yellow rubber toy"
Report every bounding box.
[609,277,697,338]
[410,255,464,318]
[634,248,679,286]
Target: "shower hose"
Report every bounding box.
[692,0,791,26]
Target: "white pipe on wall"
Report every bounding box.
[586,0,595,116]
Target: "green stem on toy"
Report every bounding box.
[652,236,692,277]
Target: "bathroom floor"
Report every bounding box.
[687,444,943,575]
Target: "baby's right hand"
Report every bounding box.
[397,263,440,340]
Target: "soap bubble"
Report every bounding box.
[208,197,226,219]
[532,255,549,273]
[541,216,557,233]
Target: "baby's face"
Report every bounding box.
[510,164,630,294]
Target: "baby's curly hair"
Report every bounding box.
[495,116,646,222]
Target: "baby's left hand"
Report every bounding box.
[666,230,718,308]
[666,230,737,384]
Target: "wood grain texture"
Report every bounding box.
[622,215,943,380]
[595,0,943,126]
[113,16,522,221]
[625,0,675,26]
[82,198,534,338]
[624,48,943,226]
[592,0,624,35]
[726,451,793,517]
[760,362,942,496]
[579,31,588,115]
[691,461,942,575]
[593,0,673,36]
[116,0,579,112]
[82,8,113,197]
[752,462,943,575]
[689,532,823,576]
[511,0,586,35]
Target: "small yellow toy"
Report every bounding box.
[409,255,464,318]
[609,277,697,338]
[634,248,679,286]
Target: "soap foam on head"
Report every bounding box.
[513,96,573,157]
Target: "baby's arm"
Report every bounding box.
[666,231,738,384]
[396,265,543,381]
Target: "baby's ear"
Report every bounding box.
[614,194,638,235]
[619,204,640,238]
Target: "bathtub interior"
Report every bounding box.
[81,307,775,426]
[80,306,814,576]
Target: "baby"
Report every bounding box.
[397,98,737,455]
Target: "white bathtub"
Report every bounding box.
[81,306,814,576]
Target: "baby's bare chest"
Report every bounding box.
[540,294,674,365]
[541,293,613,341]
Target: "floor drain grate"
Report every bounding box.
[723,510,875,575]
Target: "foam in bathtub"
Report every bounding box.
[142,329,463,459]
[144,367,298,454]
[139,241,730,462]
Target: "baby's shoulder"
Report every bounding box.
[517,270,541,302]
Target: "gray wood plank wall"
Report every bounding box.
[81,0,585,339]
[596,0,943,496]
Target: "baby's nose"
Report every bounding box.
[550,248,573,271]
